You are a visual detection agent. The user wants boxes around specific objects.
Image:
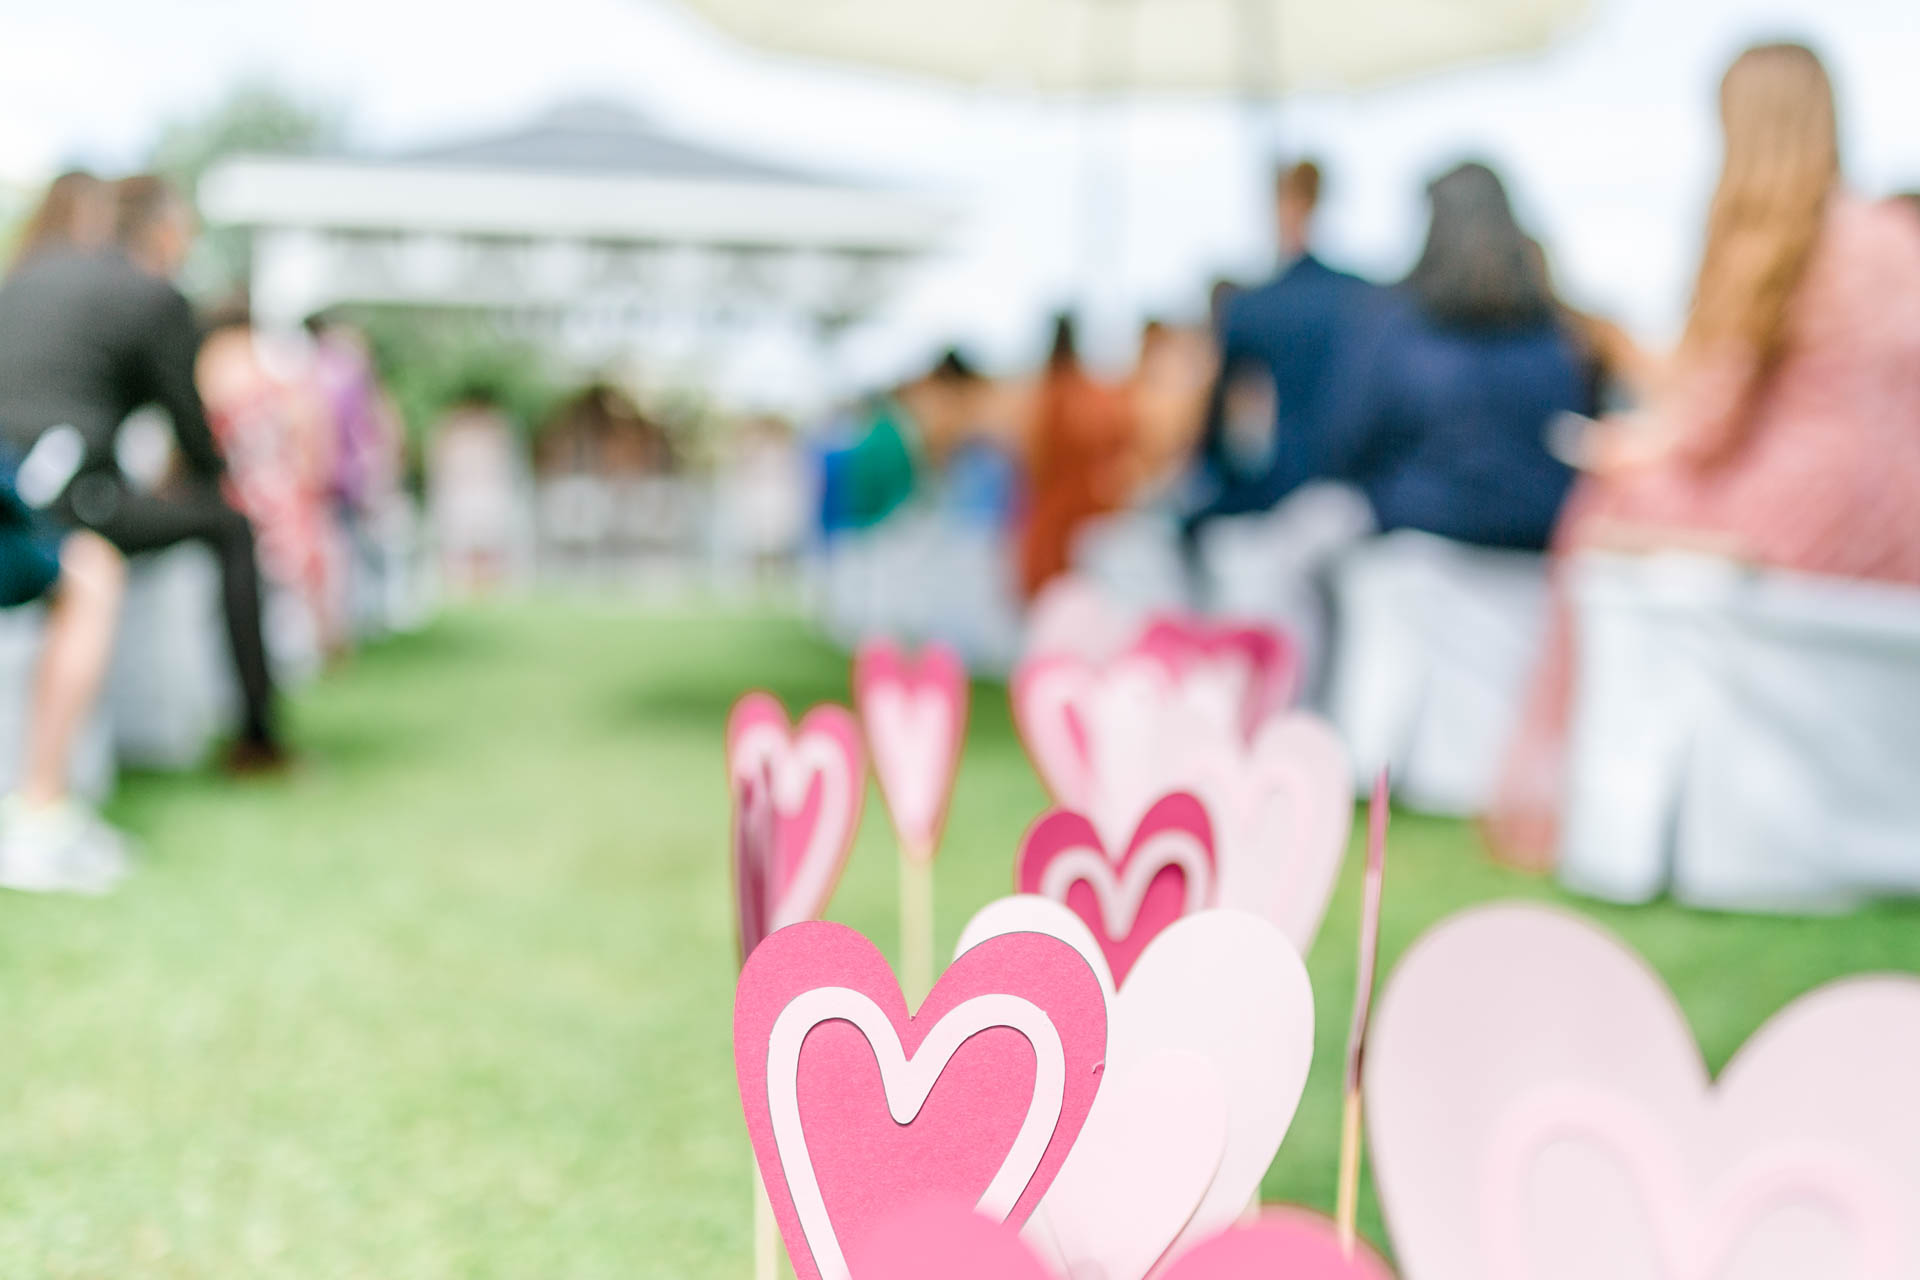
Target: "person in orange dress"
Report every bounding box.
[1488,43,1920,868]
[1018,315,1139,600]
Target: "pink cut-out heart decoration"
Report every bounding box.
[959,903,1316,1274]
[852,640,969,864]
[1024,574,1138,665]
[736,921,1108,1280]
[1132,612,1300,742]
[726,692,866,930]
[1015,792,1217,987]
[849,1202,1395,1279]
[1367,904,1920,1280]
[1013,649,1352,953]
[732,761,777,962]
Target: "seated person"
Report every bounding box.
[1184,160,1377,535]
[1490,44,1920,868]
[0,476,128,893]
[0,175,288,771]
[1315,162,1586,551]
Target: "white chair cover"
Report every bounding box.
[1562,552,1920,912]
[1326,531,1549,815]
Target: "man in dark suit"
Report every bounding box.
[1186,161,1377,533]
[0,175,287,770]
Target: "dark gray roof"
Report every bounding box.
[390,100,823,185]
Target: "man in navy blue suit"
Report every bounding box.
[1186,161,1377,534]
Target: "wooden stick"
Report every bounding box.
[754,1166,777,1280]
[1337,771,1391,1257]
[1337,1089,1362,1255]
[899,848,935,1008]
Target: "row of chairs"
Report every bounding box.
[809,505,1920,911]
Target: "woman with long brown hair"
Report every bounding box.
[6,171,112,275]
[1488,42,1920,869]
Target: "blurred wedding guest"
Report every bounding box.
[1128,318,1215,500]
[1311,162,1584,550]
[1184,160,1376,533]
[0,174,290,771]
[1490,43,1920,868]
[306,314,404,596]
[0,478,129,893]
[427,390,530,594]
[821,350,982,533]
[5,170,113,274]
[198,306,343,656]
[1019,314,1136,599]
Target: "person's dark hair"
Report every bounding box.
[1276,160,1323,210]
[1046,312,1079,373]
[1895,192,1920,221]
[113,174,183,249]
[202,297,253,336]
[8,170,109,272]
[1404,161,1554,330]
[929,347,981,382]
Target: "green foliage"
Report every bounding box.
[348,308,566,458]
[146,81,344,297]
[0,601,1915,1274]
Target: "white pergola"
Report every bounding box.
[198,103,953,402]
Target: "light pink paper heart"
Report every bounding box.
[1367,904,1920,1280]
[1024,574,1137,665]
[1010,656,1351,953]
[1015,792,1217,987]
[726,692,866,929]
[850,1202,1394,1279]
[1133,612,1300,741]
[736,921,1107,1280]
[957,903,1318,1276]
[852,640,968,863]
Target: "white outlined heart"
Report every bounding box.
[727,694,865,929]
[1031,829,1213,940]
[767,988,1066,1280]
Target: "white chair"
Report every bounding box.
[0,606,116,803]
[1074,510,1190,619]
[1198,483,1377,698]
[1563,552,1920,912]
[108,545,236,770]
[1326,531,1550,815]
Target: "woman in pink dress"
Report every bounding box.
[1489,42,1920,869]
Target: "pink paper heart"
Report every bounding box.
[736,922,1108,1280]
[1160,1208,1397,1279]
[1367,904,1920,1280]
[1133,612,1300,741]
[852,640,969,863]
[726,692,866,930]
[1015,792,1217,987]
[850,1202,1394,1279]
[732,761,777,962]
[1014,649,1350,953]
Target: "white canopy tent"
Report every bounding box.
[666,0,1592,94]
[199,102,953,408]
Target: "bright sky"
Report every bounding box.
[4,0,1918,393]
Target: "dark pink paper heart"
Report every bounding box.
[1133,613,1300,740]
[736,922,1107,1280]
[1015,792,1217,987]
[726,692,866,930]
[848,1201,1396,1279]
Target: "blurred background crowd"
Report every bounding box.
[5,4,1918,906]
[3,0,1920,1271]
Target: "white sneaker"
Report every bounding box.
[0,797,132,895]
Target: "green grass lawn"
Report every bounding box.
[3,600,1916,1277]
